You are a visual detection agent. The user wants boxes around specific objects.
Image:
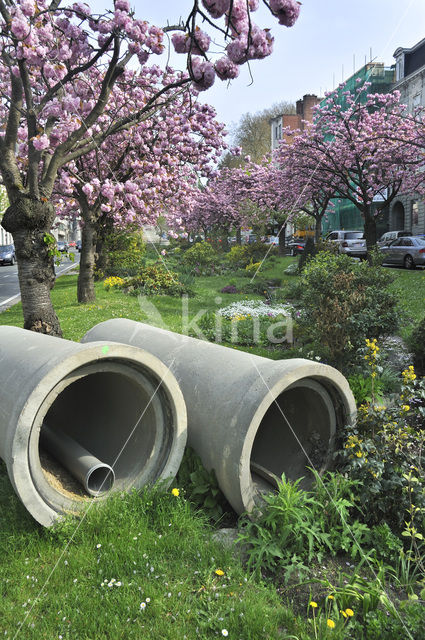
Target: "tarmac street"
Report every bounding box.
[0,252,79,311]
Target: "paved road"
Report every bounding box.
[0,251,80,311]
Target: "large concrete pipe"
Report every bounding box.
[82,320,357,516]
[0,326,186,526]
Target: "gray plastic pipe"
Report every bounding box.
[40,424,115,496]
[0,326,187,526]
[82,320,357,515]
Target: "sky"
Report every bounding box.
[95,1,425,136]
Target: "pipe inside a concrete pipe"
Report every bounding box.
[40,424,115,497]
[0,327,187,526]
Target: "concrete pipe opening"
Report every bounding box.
[0,328,187,526]
[250,379,336,496]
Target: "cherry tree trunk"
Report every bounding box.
[278,224,286,256]
[236,228,242,245]
[363,207,377,263]
[77,218,97,304]
[315,217,322,244]
[2,197,62,336]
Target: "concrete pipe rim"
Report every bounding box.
[10,342,187,527]
[239,365,356,515]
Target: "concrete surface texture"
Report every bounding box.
[0,326,187,526]
[82,320,357,515]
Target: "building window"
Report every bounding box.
[412,201,419,226]
[395,55,404,81]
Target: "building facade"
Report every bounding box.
[270,94,321,152]
[389,38,425,235]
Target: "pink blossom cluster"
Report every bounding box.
[269,0,301,27]
[190,57,216,91]
[201,0,230,19]
[172,0,300,90]
[171,27,211,55]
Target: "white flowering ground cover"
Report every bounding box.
[218,299,293,319]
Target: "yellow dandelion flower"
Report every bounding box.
[327,619,335,628]
[309,601,318,608]
[171,488,180,497]
[345,608,354,617]
[327,595,334,600]
[215,569,225,576]
[340,610,347,618]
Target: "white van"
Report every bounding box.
[378,230,412,247]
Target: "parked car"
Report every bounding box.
[380,235,425,269]
[0,244,15,265]
[377,230,412,247]
[68,240,76,248]
[57,241,68,252]
[286,239,306,256]
[324,230,366,258]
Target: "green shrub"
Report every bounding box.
[408,315,425,375]
[103,229,146,276]
[122,264,191,296]
[226,242,276,269]
[337,368,425,532]
[226,244,251,268]
[181,241,218,274]
[246,241,276,262]
[245,260,262,275]
[294,252,399,370]
[237,472,370,582]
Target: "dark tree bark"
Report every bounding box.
[364,207,377,264]
[2,196,62,335]
[77,216,97,303]
[315,216,322,243]
[236,227,242,245]
[278,223,286,256]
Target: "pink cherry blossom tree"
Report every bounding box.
[55,67,227,303]
[172,163,274,244]
[0,0,301,336]
[274,134,338,242]
[280,82,425,253]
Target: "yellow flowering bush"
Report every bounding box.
[245,260,261,274]
[103,276,125,290]
[123,264,192,297]
[339,365,425,531]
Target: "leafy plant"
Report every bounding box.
[237,473,369,582]
[337,369,425,532]
[122,264,192,297]
[309,555,397,619]
[294,251,399,370]
[103,228,146,276]
[181,241,218,274]
[408,315,425,375]
[176,447,232,523]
